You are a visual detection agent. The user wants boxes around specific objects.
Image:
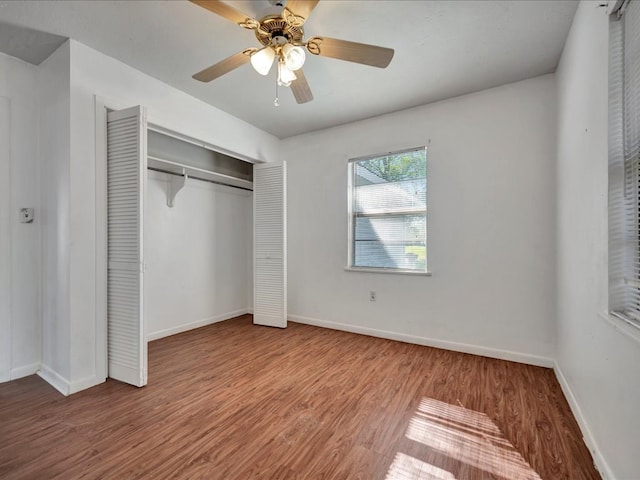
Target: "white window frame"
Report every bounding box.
[346,147,429,276]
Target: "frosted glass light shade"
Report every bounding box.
[251,47,276,75]
[282,43,306,71]
[277,62,297,86]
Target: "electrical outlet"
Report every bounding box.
[369,291,376,302]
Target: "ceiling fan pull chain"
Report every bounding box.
[274,72,280,107]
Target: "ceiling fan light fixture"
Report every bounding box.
[282,43,306,71]
[250,46,276,75]
[277,61,297,86]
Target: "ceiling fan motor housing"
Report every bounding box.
[255,16,304,47]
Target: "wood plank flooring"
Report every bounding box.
[0,315,600,479]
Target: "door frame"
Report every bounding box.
[0,97,11,382]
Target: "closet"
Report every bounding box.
[105,106,286,387]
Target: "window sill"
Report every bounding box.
[344,266,432,276]
[598,311,640,346]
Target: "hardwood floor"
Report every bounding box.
[0,315,600,479]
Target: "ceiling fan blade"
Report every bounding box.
[192,50,254,82]
[291,69,313,104]
[189,0,256,27]
[283,0,320,27]
[306,36,394,68]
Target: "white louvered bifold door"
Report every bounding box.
[254,161,287,328]
[107,106,147,387]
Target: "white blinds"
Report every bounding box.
[349,148,427,272]
[610,0,640,326]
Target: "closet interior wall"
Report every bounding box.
[144,130,253,341]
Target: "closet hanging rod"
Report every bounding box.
[148,167,253,193]
[147,155,253,191]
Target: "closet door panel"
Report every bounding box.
[253,161,287,328]
[107,106,147,387]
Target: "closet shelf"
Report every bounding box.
[148,155,253,192]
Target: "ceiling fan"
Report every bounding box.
[190,0,395,105]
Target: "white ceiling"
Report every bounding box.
[0,0,577,138]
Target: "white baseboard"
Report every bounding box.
[147,308,250,341]
[38,364,70,396]
[553,362,614,480]
[38,365,103,396]
[288,314,554,368]
[11,362,40,380]
[1,362,41,383]
[69,374,104,394]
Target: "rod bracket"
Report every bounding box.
[167,168,187,207]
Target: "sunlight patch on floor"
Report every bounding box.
[398,397,541,480]
[385,452,456,480]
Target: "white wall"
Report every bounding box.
[4,54,41,380]
[145,171,252,340]
[37,42,71,387]
[556,2,640,478]
[0,53,41,382]
[281,75,557,364]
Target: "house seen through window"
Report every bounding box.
[348,147,427,273]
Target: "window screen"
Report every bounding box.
[348,147,427,272]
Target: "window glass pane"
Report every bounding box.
[354,149,426,184]
[354,215,426,270]
[350,148,427,272]
[353,179,426,214]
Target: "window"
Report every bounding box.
[609,0,640,328]
[348,147,427,273]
